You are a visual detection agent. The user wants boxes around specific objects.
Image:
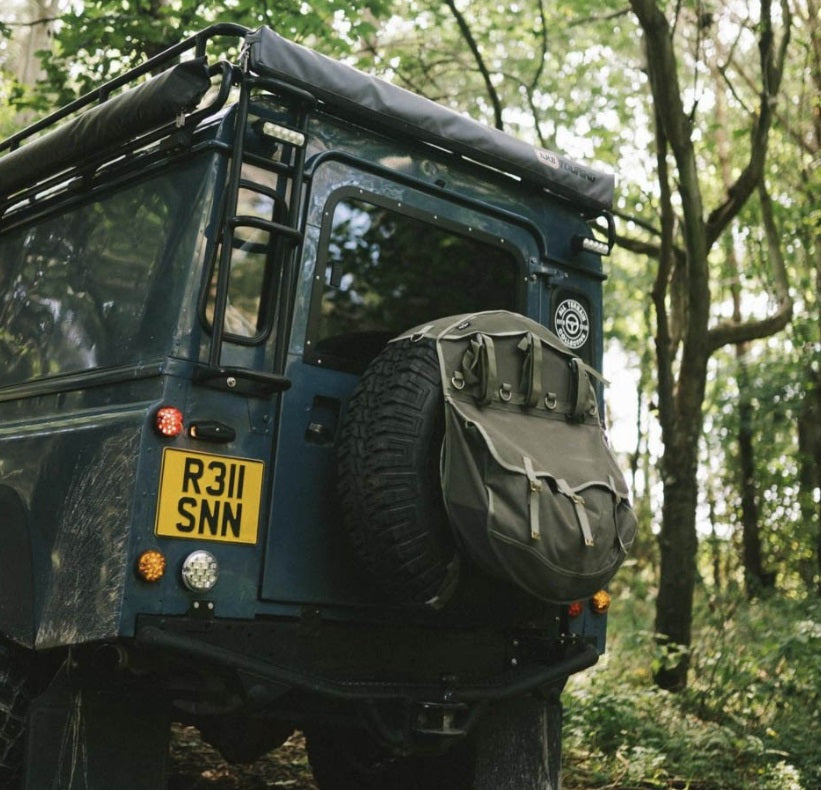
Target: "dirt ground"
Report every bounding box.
[168,725,318,790]
[167,724,591,790]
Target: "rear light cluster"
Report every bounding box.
[136,549,220,593]
[181,550,219,592]
[154,406,184,437]
[567,589,611,617]
[143,408,221,597]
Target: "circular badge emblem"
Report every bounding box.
[554,298,590,349]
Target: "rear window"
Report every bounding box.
[0,160,211,387]
[311,197,519,372]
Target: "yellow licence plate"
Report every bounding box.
[155,449,264,545]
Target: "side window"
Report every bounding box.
[311,197,520,372]
[0,161,209,386]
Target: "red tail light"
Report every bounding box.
[154,406,184,437]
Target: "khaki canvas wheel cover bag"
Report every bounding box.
[396,310,637,603]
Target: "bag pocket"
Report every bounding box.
[442,405,637,603]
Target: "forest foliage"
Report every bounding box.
[0,0,819,786]
[563,588,820,790]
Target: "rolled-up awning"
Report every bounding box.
[246,26,614,210]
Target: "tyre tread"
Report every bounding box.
[337,339,453,604]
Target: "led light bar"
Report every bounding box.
[579,237,610,256]
[262,122,305,147]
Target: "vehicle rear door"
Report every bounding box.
[260,159,544,606]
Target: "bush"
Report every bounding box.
[562,593,820,789]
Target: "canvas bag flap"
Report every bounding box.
[397,311,637,603]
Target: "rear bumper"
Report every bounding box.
[136,613,599,705]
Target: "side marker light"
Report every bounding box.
[262,121,306,147]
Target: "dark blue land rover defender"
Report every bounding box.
[0,24,630,790]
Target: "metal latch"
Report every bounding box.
[415,702,472,736]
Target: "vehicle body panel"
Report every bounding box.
[0,27,618,761]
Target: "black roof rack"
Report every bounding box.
[0,24,248,206]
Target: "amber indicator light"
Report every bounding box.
[136,550,167,582]
[590,589,611,614]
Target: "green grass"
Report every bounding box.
[562,590,821,790]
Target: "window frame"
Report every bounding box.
[304,185,527,374]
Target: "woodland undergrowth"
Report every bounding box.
[562,586,821,790]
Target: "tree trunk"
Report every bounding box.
[630,0,790,690]
[712,67,771,599]
[13,0,59,86]
[797,239,821,595]
[653,411,702,690]
[736,354,775,597]
[707,487,722,591]
[798,369,821,595]
[799,3,821,593]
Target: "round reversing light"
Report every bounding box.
[155,406,184,437]
[136,550,166,582]
[181,550,219,593]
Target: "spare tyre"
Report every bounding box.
[337,338,458,606]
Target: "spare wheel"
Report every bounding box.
[337,338,458,606]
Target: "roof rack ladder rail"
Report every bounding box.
[208,75,314,368]
[209,74,254,368]
[180,60,236,129]
[230,176,301,243]
[235,74,315,245]
[269,84,314,376]
[227,214,302,243]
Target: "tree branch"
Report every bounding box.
[0,17,60,27]
[525,0,550,147]
[651,108,678,442]
[567,7,632,28]
[707,184,793,351]
[722,7,812,158]
[443,0,504,130]
[612,207,663,238]
[631,0,711,408]
[616,232,687,268]
[616,234,661,258]
[705,0,792,246]
[531,0,548,93]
